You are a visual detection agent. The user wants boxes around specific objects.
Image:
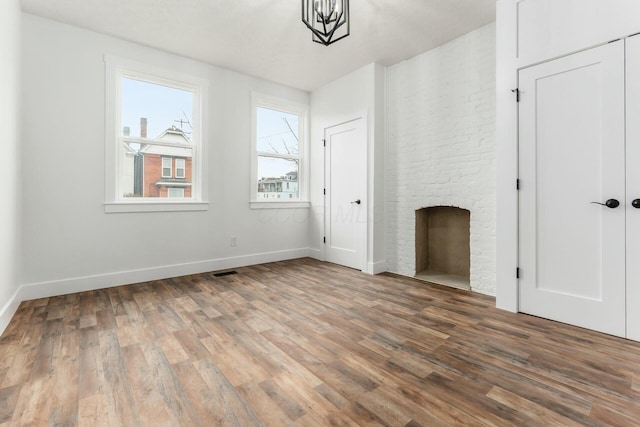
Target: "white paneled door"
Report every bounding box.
[626,35,640,340]
[324,118,367,270]
[518,41,627,337]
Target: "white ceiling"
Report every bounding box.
[20,0,496,92]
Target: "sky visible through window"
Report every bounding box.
[121,77,193,139]
[257,107,299,180]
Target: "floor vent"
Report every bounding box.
[213,270,238,277]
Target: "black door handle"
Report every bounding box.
[351,199,361,205]
[632,199,640,209]
[591,199,620,208]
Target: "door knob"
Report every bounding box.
[632,199,640,209]
[591,199,620,208]
[351,199,361,205]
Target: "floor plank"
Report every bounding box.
[1,258,640,425]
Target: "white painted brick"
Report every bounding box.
[385,23,496,295]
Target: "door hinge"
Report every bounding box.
[323,139,326,147]
[323,237,326,244]
[516,268,520,279]
[512,88,520,102]
[516,179,520,190]
[323,188,326,195]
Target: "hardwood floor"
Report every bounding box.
[1,258,640,426]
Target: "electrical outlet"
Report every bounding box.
[230,237,237,247]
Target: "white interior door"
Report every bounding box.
[518,41,627,337]
[626,35,640,340]
[325,118,367,270]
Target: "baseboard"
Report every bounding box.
[366,260,387,275]
[307,247,323,261]
[19,248,312,302]
[0,286,22,337]
[474,287,497,298]
[307,250,383,275]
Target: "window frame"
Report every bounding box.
[162,157,173,178]
[250,92,310,209]
[104,55,209,213]
[168,187,185,198]
[175,158,186,179]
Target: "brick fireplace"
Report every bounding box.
[384,23,496,295]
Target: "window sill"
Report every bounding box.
[104,201,209,213]
[249,201,311,210]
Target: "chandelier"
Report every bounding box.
[301,0,350,46]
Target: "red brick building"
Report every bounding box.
[140,126,193,198]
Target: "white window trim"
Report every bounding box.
[250,92,310,209]
[162,157,173,178]
[104,54,209,213]
[175,158,186,178]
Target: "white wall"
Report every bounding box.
[385,23,496,295]
[0,0,22,332]
[309,63,386,273]
[20,14,310,298]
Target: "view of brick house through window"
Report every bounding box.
[122,119,192,198]
[119,76,194,199]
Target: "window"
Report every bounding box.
[175,158,186,179]
[251,93,309,209]
[104,55,209,213]
[162,157,172,178]
[168,188,185,198]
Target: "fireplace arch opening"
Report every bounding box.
[415,206,470,290]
